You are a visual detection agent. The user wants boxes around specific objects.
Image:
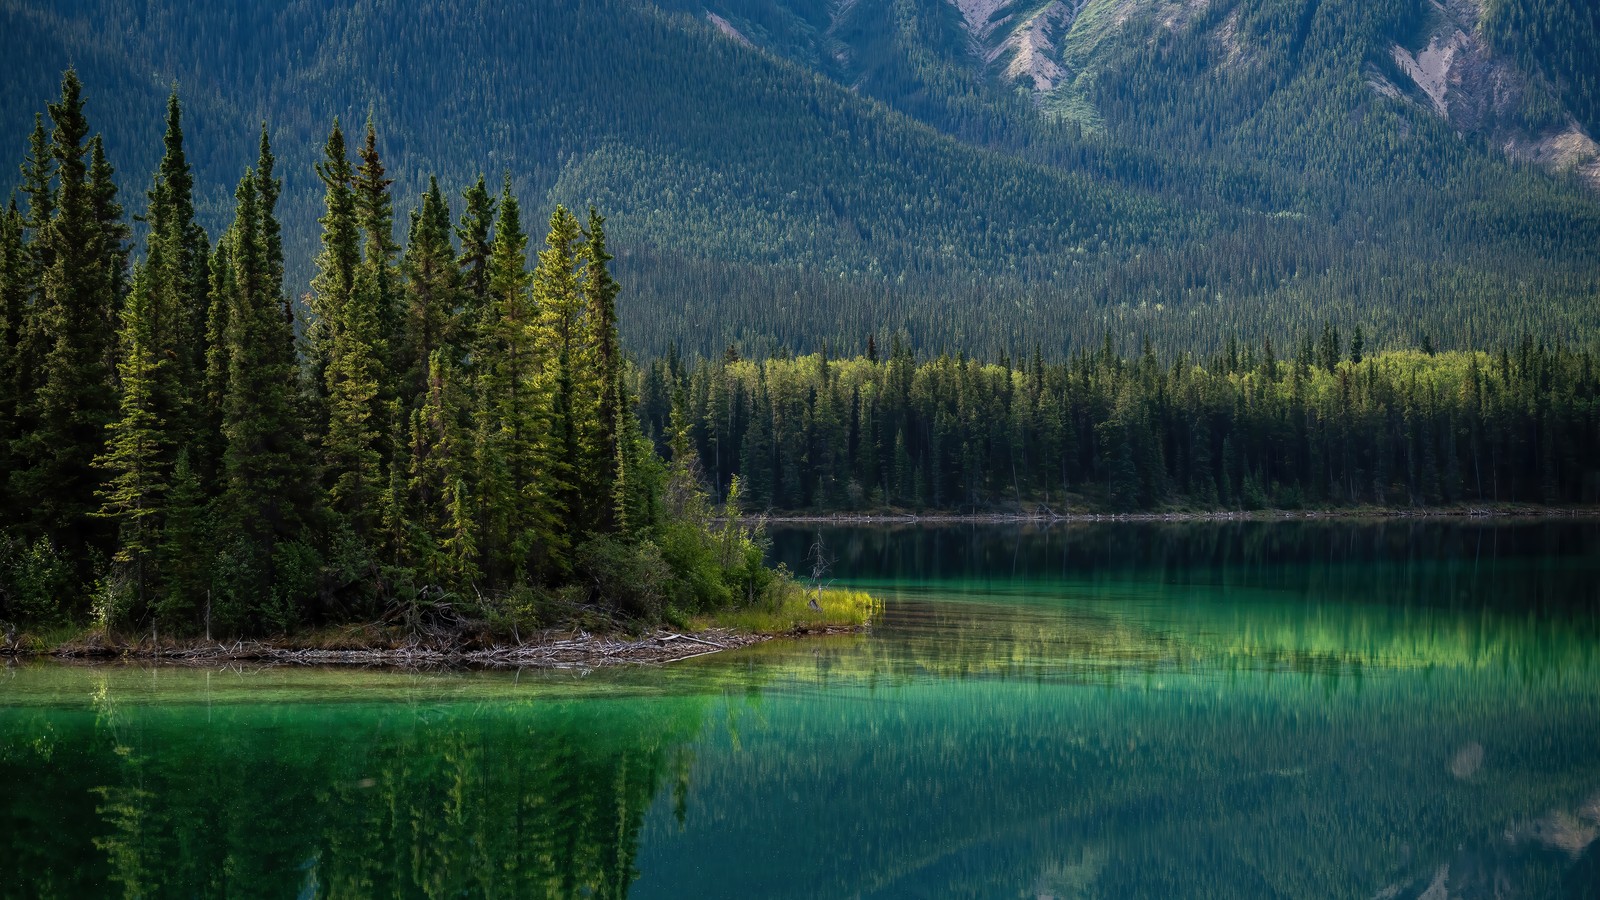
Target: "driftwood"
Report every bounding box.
[34,627,770,670]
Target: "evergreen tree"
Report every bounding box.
[353,117,399,387]
[407,349,476,585]
[399,177,458,401]
[87,136,130,308]
[0,200,24,512]
[455,174,494,351]
[12,70,123,560]
[473,177,561,581]
[531,205,584,535]
[95,263,168,608]
[144,92,212,465]
[306,120,359,434]
[219,166,309,617]
[156,450,209,634]
[582,207,624,533]
[199,240,235,487]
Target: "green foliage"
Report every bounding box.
[0,537,72,626]
[2,0,1596,362]
[646,338,1600,513]
[0,75,794,635]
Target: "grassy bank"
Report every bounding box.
[699,586,880,635]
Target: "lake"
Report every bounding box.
[3,521,1599,898]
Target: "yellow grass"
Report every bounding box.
[700,586,880,635]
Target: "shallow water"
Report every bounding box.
[4,521,1599,898]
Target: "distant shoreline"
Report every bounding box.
[750,505,1600,525]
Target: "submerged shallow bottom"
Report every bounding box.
[3,521,1599,899]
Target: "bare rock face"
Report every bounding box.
[1385,0,1600,188]
[952,0,1084,94]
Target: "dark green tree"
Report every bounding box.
[11,70,123,561]
[95,263,168,612]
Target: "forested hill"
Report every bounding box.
[2,0,1598,359]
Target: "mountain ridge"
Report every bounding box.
[0,0,1595,358]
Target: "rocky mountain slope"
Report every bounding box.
[1,0,1596,358]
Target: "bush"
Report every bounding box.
[1,538,73,626]
[577,535,673,622]
[90,566,137,632]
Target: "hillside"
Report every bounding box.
[1,0,1597,358]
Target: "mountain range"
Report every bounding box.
[2,0,1597,357]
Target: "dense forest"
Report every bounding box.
[0,73,778,637]
[1,0,1597,359]
[0,71,1596,641]
[642,335,1600,512]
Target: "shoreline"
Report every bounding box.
[747,504,1600,525]
[3,625,867,670]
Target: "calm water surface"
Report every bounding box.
[4,522,1600,898]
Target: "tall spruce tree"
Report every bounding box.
[407,349,476,585]
[531,205,583,538]
[0,200,26,521]
[353,117,398,394]
[319,121,393,537]
[455,174,494,354]
[306,121,359,437]
[12,70,123,560]
[473,177,562,581]
[219,166,309,612]
[145,92,211,465]
[199,239,235,487]
[9,116,54,457]
[399,177,458,402]
[581,207,624,533]
[95,263,168,610]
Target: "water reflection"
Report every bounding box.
[2,521,1598,898]
[1,670,705,898]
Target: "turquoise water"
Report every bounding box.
[4,521,1599,898]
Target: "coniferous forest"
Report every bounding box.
[0,74,777,637]
[0,71,1597,640]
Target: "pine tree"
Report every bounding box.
[323,268,386,534]
[144,92,211,467]
[473,177,561,581]
[582,207,624,533]
[399,177,458,402]
[199,239,235,487]
[95,263,168,607]
[12,70,123,558]
[531,205,584,536]
[455,174,494,352]
[9,116,54,446]
[407,350,477,586]
[156,450,209,633]
[0,200,24,515]
[306,121,359,435]
[87,136,130,308]
[219,166,309,603]
[353,117,399,388]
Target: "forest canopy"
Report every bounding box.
[0,74,777,638]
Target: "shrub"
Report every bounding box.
[1,538,73,626]
[577,535,673,622]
